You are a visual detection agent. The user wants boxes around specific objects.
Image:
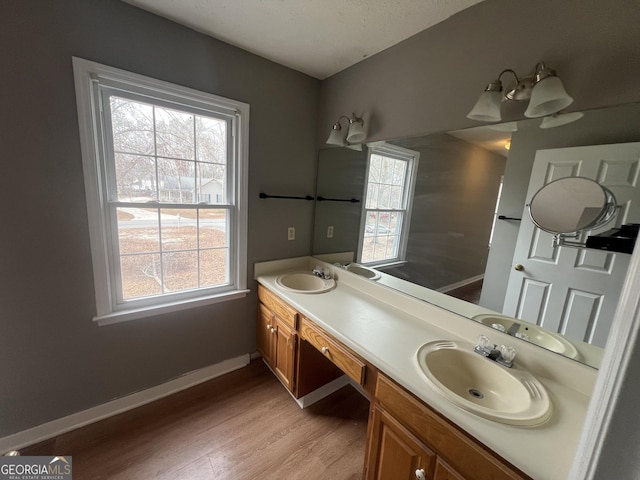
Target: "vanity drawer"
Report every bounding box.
[375,375,529,480]
[299,317,366,385]
[258,285,298,329]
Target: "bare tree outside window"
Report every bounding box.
[109,96,230,300]
[360,146,418,266]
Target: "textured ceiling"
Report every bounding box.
[124,0,485,79]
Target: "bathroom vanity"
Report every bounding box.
[255,257,595,480]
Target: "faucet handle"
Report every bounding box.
[477,334,492,350]
[499,344,517,363]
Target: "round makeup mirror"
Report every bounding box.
[528,177,617,235]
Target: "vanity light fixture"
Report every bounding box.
[467,62,573,122]
[326,113,366,147]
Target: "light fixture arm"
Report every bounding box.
[497,68,520,84]
[330,115,351,131]
[532,61,555,84]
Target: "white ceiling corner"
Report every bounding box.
[123,0,485,79]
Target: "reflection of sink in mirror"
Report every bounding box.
[415,340,552,426]
[343,263,381,280]
[473,314,581,360]
[275,272,335,294]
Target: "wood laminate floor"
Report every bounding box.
[22,360,370,480]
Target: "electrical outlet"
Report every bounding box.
[287,227,295,241]
[327,225,334,238]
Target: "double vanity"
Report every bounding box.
[255,256,595,480]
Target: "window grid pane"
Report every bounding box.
[106,94,234,302]
[112,202,231,301]
[111,96,230,207]
[361,146,415,265]
[362,210,402,263]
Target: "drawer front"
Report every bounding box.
[375,375,529,480]
[258,285,298,329]
[300,318,366,385]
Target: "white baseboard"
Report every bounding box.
[437,274,484,293]
[293,375,351,409]
[259,358,355,409]
[0,354,250,454]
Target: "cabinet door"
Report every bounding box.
[366,406,435,480]
[274,317,297,391]
[433,459,465,480]
[257,303,276,367]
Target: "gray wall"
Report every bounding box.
[318,0,640,144]
[1,0,319,436]
[384,134,505,290]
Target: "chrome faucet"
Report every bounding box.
[507,322,521,336]
[312,266,331,280]
[474,334,517,368]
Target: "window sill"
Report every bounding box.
[365,260,408,270]
[93,289,250,326]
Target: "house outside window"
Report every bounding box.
[358,143,419,266]
[73,58,249,325]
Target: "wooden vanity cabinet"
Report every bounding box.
[366,405,436,480]
[257,286,298,393]
[366,374,531,480]
[257,284,531,480]
[433,459,465,480]
[257,285,342,397]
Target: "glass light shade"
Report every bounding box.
[346,120,366,143]
[524,76,573,118]
[466,90,503,122]
[326,125,346,146]
[540,112,584,129]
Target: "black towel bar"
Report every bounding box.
[259,192,314,201]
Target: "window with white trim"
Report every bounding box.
[358,143,419,266]
[73,58,249,325]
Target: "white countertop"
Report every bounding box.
[255,257,596,480]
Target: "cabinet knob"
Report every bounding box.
[266,324,271,330]
[270,327,276,334]
[415,469,426,480]
[321,346,329,354]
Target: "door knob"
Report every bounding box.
[514,264,525,271]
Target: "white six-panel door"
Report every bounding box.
[503,142,640,347]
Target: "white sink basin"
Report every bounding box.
[473,314,581,360]
[415,340,552,426]
[275,272,335,294]
[345,263,381,280]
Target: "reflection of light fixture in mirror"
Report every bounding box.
[467,62,573,122]
[540,111,584,129]
[326,113,366,147]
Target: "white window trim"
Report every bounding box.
[358,142,419,267]
[72,57,249,325]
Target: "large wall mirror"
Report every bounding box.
[313,102,640,369]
